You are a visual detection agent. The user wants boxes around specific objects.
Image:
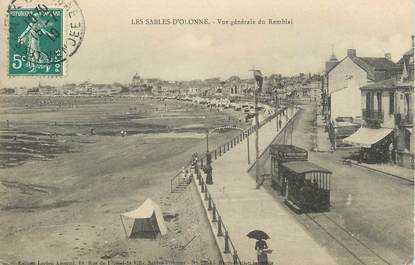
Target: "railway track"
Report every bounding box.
[305,212,392,265]
[265,106,405,265]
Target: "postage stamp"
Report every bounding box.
[9,7,64,76]
[6,0,85,77]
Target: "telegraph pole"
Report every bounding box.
[275,87,279,130]
[255,89,260,188]
[250,68,262,189]
[206,130,209,152]
[246,132,251,164]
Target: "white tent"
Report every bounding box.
[120,198,167,239]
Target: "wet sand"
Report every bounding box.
[0,96,249,264]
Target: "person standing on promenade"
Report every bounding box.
[389,142,396,164]
[255,239,269,265]
[192,153,199,175]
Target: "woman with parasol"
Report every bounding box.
[247,230,272,265]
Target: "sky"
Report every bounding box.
[0,0,414,87]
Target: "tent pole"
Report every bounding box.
[120,215,129,240]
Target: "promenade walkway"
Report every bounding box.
[198,107,338,264]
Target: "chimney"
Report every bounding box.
[412,35,414,48]
[385,53,392,60]
[347,49,356,58]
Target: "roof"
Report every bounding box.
[360,78,397,91]
[270,144,308,154]
[352,57,399,81]
[402,48,414,57]
[397,48,414,65]
[281,161,332,174]
[326,60,340,73]
[355,57,398,70]
[327,56,399,81]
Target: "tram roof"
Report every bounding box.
[282,161,332,174]
[270,144,308,154]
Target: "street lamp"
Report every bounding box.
[204,126,251,185]
[246,131,251,164]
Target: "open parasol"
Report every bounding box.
[246,230,270,240]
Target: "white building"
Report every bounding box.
[327,49,400,122]
[344,36,414,168]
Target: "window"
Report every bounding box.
[405,93,410,116]
[389,92,394,114]
[377,92,382,112]
[366,92,371,111]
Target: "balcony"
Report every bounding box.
[362,109,384,123]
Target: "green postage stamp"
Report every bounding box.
[7,0,85,77]
[9,7,64,76]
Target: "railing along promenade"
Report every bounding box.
[169,106,291,264]
[170,106,288,191]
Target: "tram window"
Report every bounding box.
[326,173,328,190]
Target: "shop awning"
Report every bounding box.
[343,127,393,148]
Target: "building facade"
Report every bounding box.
[344,36,414,168]
[327,49,400,122]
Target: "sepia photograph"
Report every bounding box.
[0,0,414,264]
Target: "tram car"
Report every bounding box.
[270,144,332,213]
[270,144,308,193]
[280,161,332,213]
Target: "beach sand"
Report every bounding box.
[0,96,249,264]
